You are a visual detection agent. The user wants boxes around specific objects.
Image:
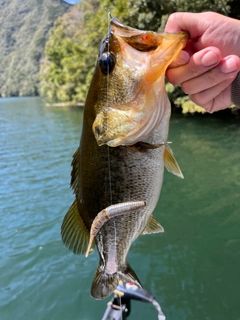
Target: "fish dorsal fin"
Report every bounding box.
[61,199,92,255]
[70,148,80,196]
[141,214,164,235]
[164,144,184,179]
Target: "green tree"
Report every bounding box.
[228,0,240,19]
[40,0,111,102]
[40,0,131,103]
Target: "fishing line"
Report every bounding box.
[106,13,121,319]
[106,12,113,206]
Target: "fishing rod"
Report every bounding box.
[101,281,166,320]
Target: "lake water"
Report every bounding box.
[0,97,239,320]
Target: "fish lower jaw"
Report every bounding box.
[92,126,121,147]
[106,138,124,147]
[95,136,124,147]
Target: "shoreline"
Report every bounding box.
[45,102,85,107]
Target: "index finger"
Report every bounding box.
[166,47,222,85]
[168,50,190,68]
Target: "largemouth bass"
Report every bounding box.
[61,18,188,300]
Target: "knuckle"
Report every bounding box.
[187,62,199,77]
[168,12,178,23]
[189,93,208,107]
[181,83,188,94]
[205,69,217,83]
[166,70,179,86]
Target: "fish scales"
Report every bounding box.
[61,17,188,300]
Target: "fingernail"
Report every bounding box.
[201,51,219,67]
[221,57,238,73]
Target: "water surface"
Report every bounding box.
[0,97,239,320]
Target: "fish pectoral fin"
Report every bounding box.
[61,198,91,255]
[85,201,146,257]
[70,148,80,196]
[91,263,142,300]
[135,141,165,150]
[141,214,164,235]
[164,144,184,179]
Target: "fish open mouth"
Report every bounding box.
[92,18,188,147]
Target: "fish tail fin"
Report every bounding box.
[119,263,142,288]
[91,263,142,300]
[91,268,119,300]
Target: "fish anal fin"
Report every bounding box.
[61,198,91,255]
[164,144,184,179]
[70,148,80,196]
[141,214,164,235]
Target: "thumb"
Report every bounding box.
[168,50,190,68]
[165,12,208,39]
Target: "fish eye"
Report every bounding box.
[99,52,115,75]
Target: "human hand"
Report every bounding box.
[165,12,240,113]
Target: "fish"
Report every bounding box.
[61,17,188,300]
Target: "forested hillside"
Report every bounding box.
[0,0,69,97]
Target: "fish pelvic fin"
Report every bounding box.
[141,214,164,235]
[91,263,142,300]
[61,198,92,255]
[164,144,184,179]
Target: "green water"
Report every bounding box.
[0,97,239,320]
